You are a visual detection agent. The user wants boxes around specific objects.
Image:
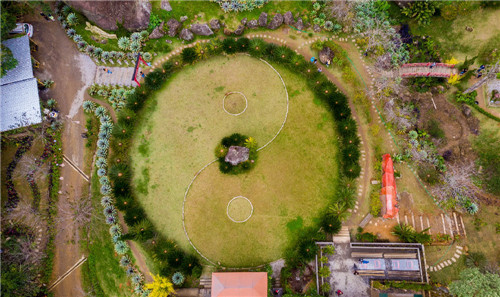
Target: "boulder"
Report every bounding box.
[149,22,165,39]
[247,19,258,29]
[313,24,321,32]
[223,28,233,36]
[267,13,283,30]
[234,25,245,35]
[190,23,213,36]
[67,0,151,31]
[258,12,268,27]
[160,0,172,11]
[462,105,472,118]
[295,18,304,30]
[166,18,181,37]
[284,11,294,25]
[180,16,188,22]
[179,28,194,41]
[319,46,334,64]
[241,17,247,25]
[209,19,221,31]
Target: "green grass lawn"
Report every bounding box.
[81,171,135,297]
[130,54,339,267]
[409,7,500,62]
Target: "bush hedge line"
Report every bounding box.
[103,38,360,275]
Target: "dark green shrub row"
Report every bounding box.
[107,38,360,272]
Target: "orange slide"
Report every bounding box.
[381,154,398,219]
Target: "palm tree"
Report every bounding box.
[328,202,350,221]
[392,224,416,242]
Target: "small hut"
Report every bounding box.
[225,146,249,165]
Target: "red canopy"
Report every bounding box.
[380,154,398,219]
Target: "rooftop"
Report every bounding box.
[1,35,41,132]
[211,272,267,297]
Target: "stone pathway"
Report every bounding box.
[427,245,463,272]
[93,66,140,86]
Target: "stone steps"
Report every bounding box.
[333,226,350,243]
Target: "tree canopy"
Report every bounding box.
[449,268,500,297]
[144,274,175,297]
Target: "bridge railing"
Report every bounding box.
[401,72,452,77]
[401,63,456,68]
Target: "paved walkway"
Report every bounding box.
[428,245,463,272]
[94,66,140,86]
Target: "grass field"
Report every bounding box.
[131,55,339,266]
[410,7,500,62]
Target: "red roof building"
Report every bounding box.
[211,272,268,297]
[381,154,398,219]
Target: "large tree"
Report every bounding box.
[449,268,500,297]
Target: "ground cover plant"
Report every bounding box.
[105,38,359,268]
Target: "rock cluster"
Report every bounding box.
[166,18,181,37]
[191,23,213,36]
[67,0,151,31]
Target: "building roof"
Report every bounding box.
[211,272,268,297]
[225,146,250,166]
[1,35,41,132]
[1,35,34,85]
[1,78,42,131]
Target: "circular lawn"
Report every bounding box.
[130,55,339,267]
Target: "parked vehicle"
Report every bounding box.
[10,23,33,38]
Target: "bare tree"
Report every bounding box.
[4,200,44,231]
[58,193,93,238]
[433,161,479,203]
[324,0,355,27]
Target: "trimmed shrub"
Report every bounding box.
[124,206,146,226]
[341,144,360,165]
[320,213,342,234]
[167,249,184,268]
[235,37,250,52]
[145,69,167,91]
[222,38,237,55]
[181,254,200,274]
[343,162,361,178]
[181,47,197,64]
[248,38,266,58]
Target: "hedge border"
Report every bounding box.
[106,37,361,271]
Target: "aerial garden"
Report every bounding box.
[1,1,500,297]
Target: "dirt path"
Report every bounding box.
[26,14,96,296]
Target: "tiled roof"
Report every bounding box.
[1,35,33,86]
[0,78,41,132]
[211,272,267,297]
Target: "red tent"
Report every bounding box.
[380,154,398,219]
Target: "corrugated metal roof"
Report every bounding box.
[1,78,42,132]
[211,272,267,297]
[0,35,41,132]
[1,35,33,86]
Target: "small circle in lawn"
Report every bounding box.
[223,92,248,116]
[227,196,253,223]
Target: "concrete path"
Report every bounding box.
[94,66,139,86]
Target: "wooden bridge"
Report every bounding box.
[399,63,457,78]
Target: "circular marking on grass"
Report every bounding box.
[181,56,289,267]
[223,92,248,116]
[226,196,254,223]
